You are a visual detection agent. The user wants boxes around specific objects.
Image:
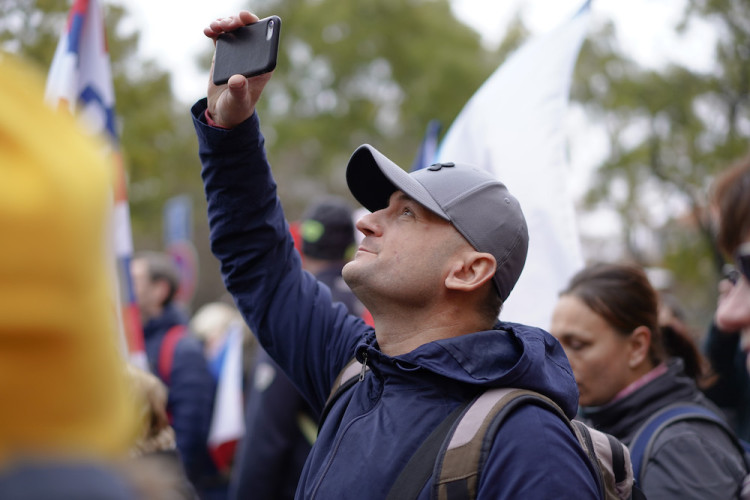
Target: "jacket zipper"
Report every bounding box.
[359,351,368,381]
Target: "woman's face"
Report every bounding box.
[550,295,634,407]
[715,240,750,336]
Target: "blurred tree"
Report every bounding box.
[0,0,218,307]
[0,1,202,238]
[571,0,750,330]
[3,0,521,310]
[0,0,68,67]
[206,0,507,218]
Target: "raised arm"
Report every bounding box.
[192,12,368,412]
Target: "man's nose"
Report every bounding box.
[355,210,382,237]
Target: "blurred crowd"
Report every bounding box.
[2,26,750,500]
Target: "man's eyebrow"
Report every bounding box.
[393,191,416,204]
[392,191,438,222]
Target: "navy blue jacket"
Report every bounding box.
[192,100,599,499]
[0,462,136,500]
[232,262,360,500]
[142,303,219,493]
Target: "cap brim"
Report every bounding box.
[346,145,449,220]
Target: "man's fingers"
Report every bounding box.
[237,11,259,24]
[205,12,261,40]
[206,11,259,36]
[204,26,219,39]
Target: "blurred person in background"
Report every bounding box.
[230,197,362,500]
[657,291,716,391]
[550,262,747,499]
[0,53,138,499]
[130,251,225,499]
[703,155,750,441]
[124,364,197,500]
[190,300,256,385]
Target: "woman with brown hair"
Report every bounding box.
[550,262,747,499]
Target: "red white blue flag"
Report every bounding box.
[45,0,146,368]
[207,322,245,472]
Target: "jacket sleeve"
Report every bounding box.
[476,405,600,499]
[168,335,216,484]
[191,99,367,412]
[640,420,747,500]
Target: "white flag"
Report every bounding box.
[437,2,591,329]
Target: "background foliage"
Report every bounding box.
[571,0,750,331]
[2,0,748,335]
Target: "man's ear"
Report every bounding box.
[628,326,652,369]
[445,252,496,292]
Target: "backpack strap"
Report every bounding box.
[571,420,637,500]
[158,324,186,385]
[384,401,471,500]
[571,420,609,494]
[629,402,749,486]
[432,388,602,500]
[319,357,369,430]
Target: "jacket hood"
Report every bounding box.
[361,322,580,418]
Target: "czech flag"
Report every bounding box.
[207,322,245,472]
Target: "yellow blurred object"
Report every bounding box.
[0,53,138,464]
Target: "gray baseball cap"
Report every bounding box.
[346,144,528,301]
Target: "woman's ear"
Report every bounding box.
[445,252,496,292]
[628,325,652,369]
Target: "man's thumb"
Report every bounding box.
[227,74,248,99]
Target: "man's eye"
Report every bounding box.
[401,206,414,216]
[566,339,587,351]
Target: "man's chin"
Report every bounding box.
[342,262,369,299]
[341,261,360,287]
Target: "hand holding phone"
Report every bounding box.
[212,16,281,86]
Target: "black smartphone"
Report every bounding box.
[212,16,281,86]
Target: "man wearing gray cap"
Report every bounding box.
[194,11,599,500]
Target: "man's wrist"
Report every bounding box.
[205,109,230,129]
